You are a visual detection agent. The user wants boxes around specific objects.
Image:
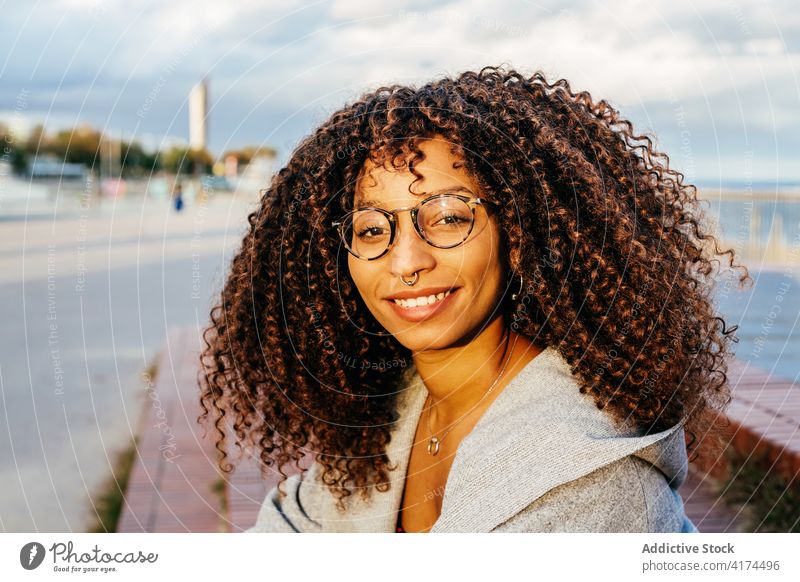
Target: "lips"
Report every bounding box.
[384,287,460,323]
[390,289,453,309]
[384,285,459,301]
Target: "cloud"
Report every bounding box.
[1,0,797,180]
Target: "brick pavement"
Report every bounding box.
[119,326,797,533]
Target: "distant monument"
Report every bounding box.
[189,78,208,151]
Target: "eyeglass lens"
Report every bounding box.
[341,196,475,259]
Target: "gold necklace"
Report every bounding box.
[424,331,520,456]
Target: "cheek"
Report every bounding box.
[347,257,373,300]
[473,258,502,299]
[475,217,500,255]
[468,229,503,295]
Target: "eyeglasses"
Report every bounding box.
[331,193,495,260]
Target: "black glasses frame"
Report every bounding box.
[331,193,495,261]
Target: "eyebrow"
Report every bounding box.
[354,185,475,208]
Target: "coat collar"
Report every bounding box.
[320,345,687,532]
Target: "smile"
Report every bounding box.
[392,290,452,309]
[384,287,460,323]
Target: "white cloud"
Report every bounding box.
[744,37,787,56]
[1,0,797,180]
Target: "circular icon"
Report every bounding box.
[20,542,46,570]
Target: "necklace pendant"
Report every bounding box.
[427,436,440,456]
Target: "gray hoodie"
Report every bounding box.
[246,345,699,533]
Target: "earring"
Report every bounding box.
[510,271,524,301]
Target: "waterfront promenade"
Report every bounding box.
[118,322,799,533]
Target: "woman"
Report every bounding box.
[198,66,751,533]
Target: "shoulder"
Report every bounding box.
[492,454,696,533]
[244,462,326,533]
[435,347,697,532]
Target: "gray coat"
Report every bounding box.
[245,345,699,533]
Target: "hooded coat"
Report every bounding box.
[245,345,699,533]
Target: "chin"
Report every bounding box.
[389,329,463,353]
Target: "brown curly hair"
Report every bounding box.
[198,64,753,512]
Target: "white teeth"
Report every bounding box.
[393,289,453,309]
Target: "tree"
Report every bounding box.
[161,146,213,175]
[121,141,161,176]
[25,124,47,153]
[0,125,29,173]
[221,145,277,166]
[48,125,103,167]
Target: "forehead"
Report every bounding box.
[353,139,478,208]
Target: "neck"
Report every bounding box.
[411,315,542,428]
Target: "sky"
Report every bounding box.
[1,0,798,183]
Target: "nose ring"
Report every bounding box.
[400,271,419,286]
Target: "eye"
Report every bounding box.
[355,224,390,239]
[431,212,471,227]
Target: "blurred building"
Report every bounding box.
[189,78,208,151]
[28,155,87,179]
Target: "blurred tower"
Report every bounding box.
[189,78,208,151]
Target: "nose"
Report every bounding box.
[387,212,435,278]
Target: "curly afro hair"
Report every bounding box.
[198,64,752,512]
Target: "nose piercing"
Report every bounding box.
[400,271,419,286]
